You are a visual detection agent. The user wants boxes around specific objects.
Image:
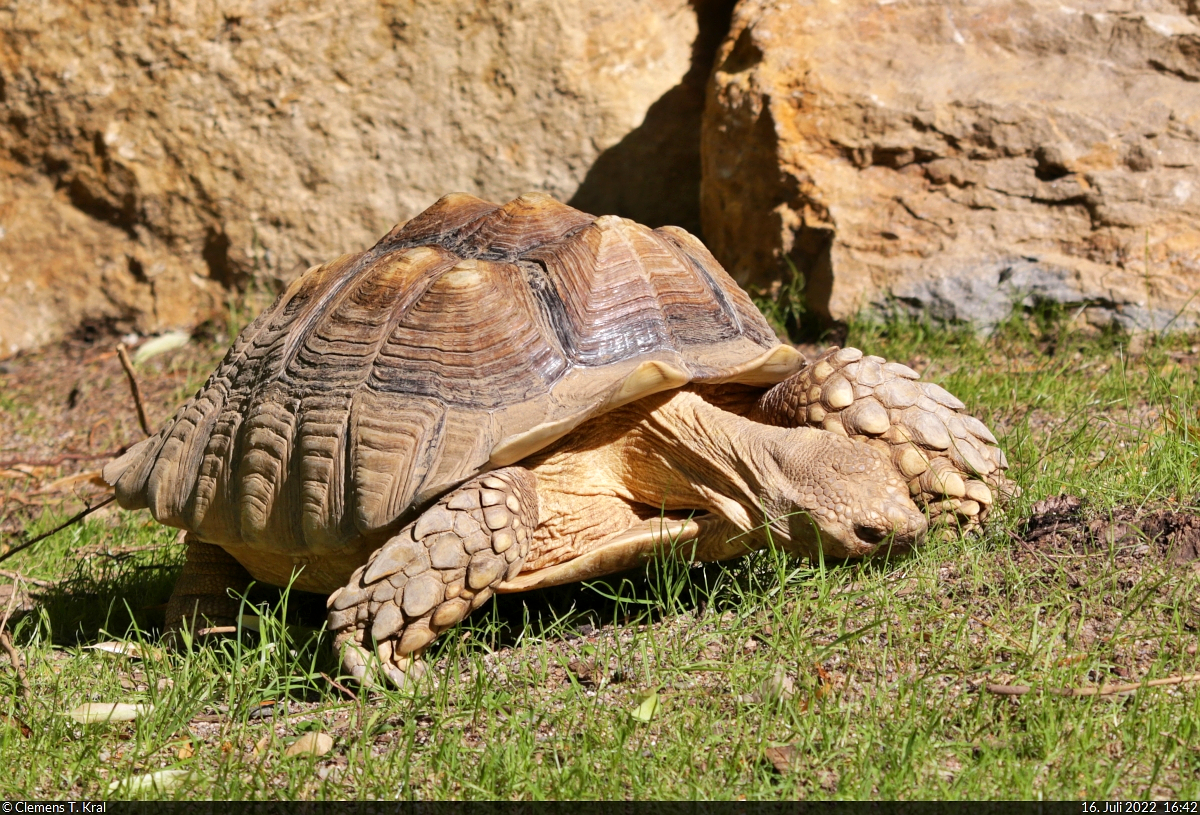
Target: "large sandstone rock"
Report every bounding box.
[703,0,1200,331]
[0,0,709,357]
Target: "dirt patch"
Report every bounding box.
[1021,493,1200,566]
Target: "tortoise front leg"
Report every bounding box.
[165,536,252,640]
[327,466,538,688]
[751,346,1012,529]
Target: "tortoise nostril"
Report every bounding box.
[855,523,890,545]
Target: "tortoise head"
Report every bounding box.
[752,427,928,559]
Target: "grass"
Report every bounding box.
[0,309,1197,799]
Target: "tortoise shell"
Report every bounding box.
[105,193,803,557]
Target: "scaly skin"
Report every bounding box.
[327,467,538,688]
[164,537,252,640]
[329,389,929,686]
[752,346,1014,532]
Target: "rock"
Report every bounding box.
[702,0,1200,332]
[0,0,716,357]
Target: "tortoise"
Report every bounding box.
[103,193,1009,686]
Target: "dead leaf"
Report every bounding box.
[284,731,333,758]
[568,658,596,685]
[0,712,31,737]
[132,331,191,364]
[108,769,194,794]
[87,641,157,659]
[176,741,194,760]
[630,688,660,723]
[764,744,798,773]
[38,470,109,494]
[0,465,53,480]
[251,735,270,759]
[68,702,153,723]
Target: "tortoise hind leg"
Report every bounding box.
[328,466,538,688]
[165,536,252,641]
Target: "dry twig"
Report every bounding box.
[985,673,1200,698]
[0,570,53,589]
[0,579,30,702]
[116,344,152,437]
[321,671,359,702]
[0,451,124,470]
[0,495,116,565]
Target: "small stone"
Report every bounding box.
[429,532,470,569]
[414,505,455,538]
[481,476,507,490]
[480,489,505,507]
[402,572,445,617]
[447,489,481,511]
[370,603,405,642]
[822,375,854,409]
[468,553,506,589]
[483,505,510,530]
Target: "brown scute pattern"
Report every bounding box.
[373,193,501,253]
[655,226,777,351]
[349,392,444,536]
[525,217,672,366]
[369,260,567,407]
[109,194,782,555]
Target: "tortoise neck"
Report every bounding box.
[619,390,792,535]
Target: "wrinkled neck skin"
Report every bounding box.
[616,390,818,556]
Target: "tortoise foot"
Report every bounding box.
[165,537,252,646]
[327,466,538,687]
[755,346,1014,530]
